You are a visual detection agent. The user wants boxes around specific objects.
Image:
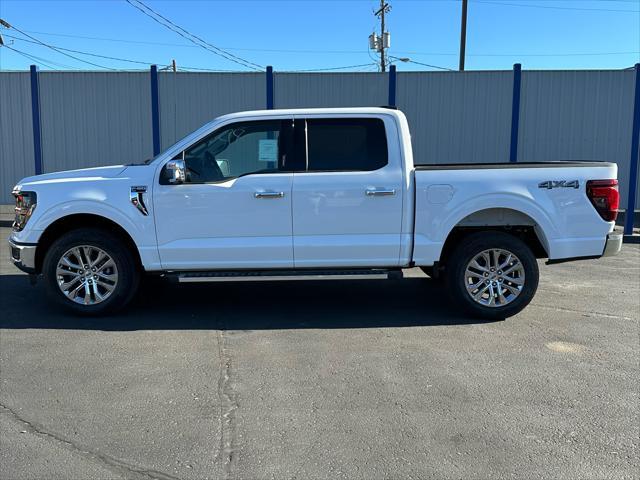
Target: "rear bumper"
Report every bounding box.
[8,238,37,274]
[546,232,622,265]
[602,232,622,257]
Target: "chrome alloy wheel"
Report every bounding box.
[464,248,525,308]
[56,246,119,305]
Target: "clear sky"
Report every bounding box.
[0,0,638,72]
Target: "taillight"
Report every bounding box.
[586,179,619,222]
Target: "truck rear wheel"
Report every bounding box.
[42,228,140,315]
[445,231,539,320]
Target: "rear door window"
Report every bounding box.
[305,118,388,172]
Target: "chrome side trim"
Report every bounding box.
[178,273,390,283]
[365,188,396,196]
[130,186,149,216]
[603,233,622,257]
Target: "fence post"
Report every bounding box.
[150,65,161,156]
[29,65,43,175]
[266,66,274,109]
[624,63,640,236]
[388,65,397,107]
[509,63,522,163]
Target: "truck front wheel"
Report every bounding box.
[445,231,539,320]
[42,228,140,315]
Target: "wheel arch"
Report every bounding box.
[34,214,142,274]
[438,207,550,269]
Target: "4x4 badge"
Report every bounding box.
[538,180,579,189]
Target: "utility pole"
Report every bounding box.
[459,0,468,71]
[371,1,391,72]
[171,59,177,72]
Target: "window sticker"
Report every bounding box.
[258,139,278,162]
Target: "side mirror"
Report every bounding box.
[162,159,186,185]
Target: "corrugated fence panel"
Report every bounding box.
[518,70,636,209]
[396,71,513,165]
[274,73,387,108]
[159,72,264,149]
[1,69,637,211]
[39,72,153,172]
[0,72,34,202]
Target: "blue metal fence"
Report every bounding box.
[14,64,640,229]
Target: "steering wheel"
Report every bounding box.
[204,151,224,181]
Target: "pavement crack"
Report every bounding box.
[0,402,181,480]
[216,326,239,480]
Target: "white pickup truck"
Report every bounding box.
[9,107,622,318]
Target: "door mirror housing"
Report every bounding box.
[161,158,186,185]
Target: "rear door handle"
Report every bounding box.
[254,191,285,199]
[365,188,396,197]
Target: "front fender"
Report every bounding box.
[18,200,160,271]
[32,200,147,240]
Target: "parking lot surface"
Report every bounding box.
[1,226,638,479]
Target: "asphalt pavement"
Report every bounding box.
[1,226,638,480]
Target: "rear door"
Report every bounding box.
[292,116,404,267]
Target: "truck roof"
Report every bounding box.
[214,107,403,122]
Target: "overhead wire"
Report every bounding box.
[472,0,640,13]
[403,58,455,71]
[124,0,263,71]
[3,33,163,66]
[286,63,378,72]
[2,22,117,70]
[1,44,59,69]
[13,29,638,59]
[2,33,249,71]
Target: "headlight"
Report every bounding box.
[12,188,37,232]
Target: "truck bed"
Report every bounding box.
[412,160,617,265]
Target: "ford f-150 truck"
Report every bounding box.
[8,108,622,318]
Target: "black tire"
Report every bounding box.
[42,228,140,315]
[445,231,539,320]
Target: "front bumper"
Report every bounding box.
[8,238,37,274]
[602,232,623,257]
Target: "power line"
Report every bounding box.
[286,63,378,72]
[20,29,197,47]
[4,34,377,72]
[406,50,640,57]
[473,0,640,13]
[1,44,59,69]
[14,29,640,58]
[3,33,162,66]
[1,22,117,70]
[3,32,249,71]
[124,0,263,71]
[403,58,455,71]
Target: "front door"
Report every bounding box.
[292,116,404,267]
[154,119,296,270]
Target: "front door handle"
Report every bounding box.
[365,188,396,197]
[254,191,285,199]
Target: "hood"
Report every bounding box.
[16,165,128,188]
